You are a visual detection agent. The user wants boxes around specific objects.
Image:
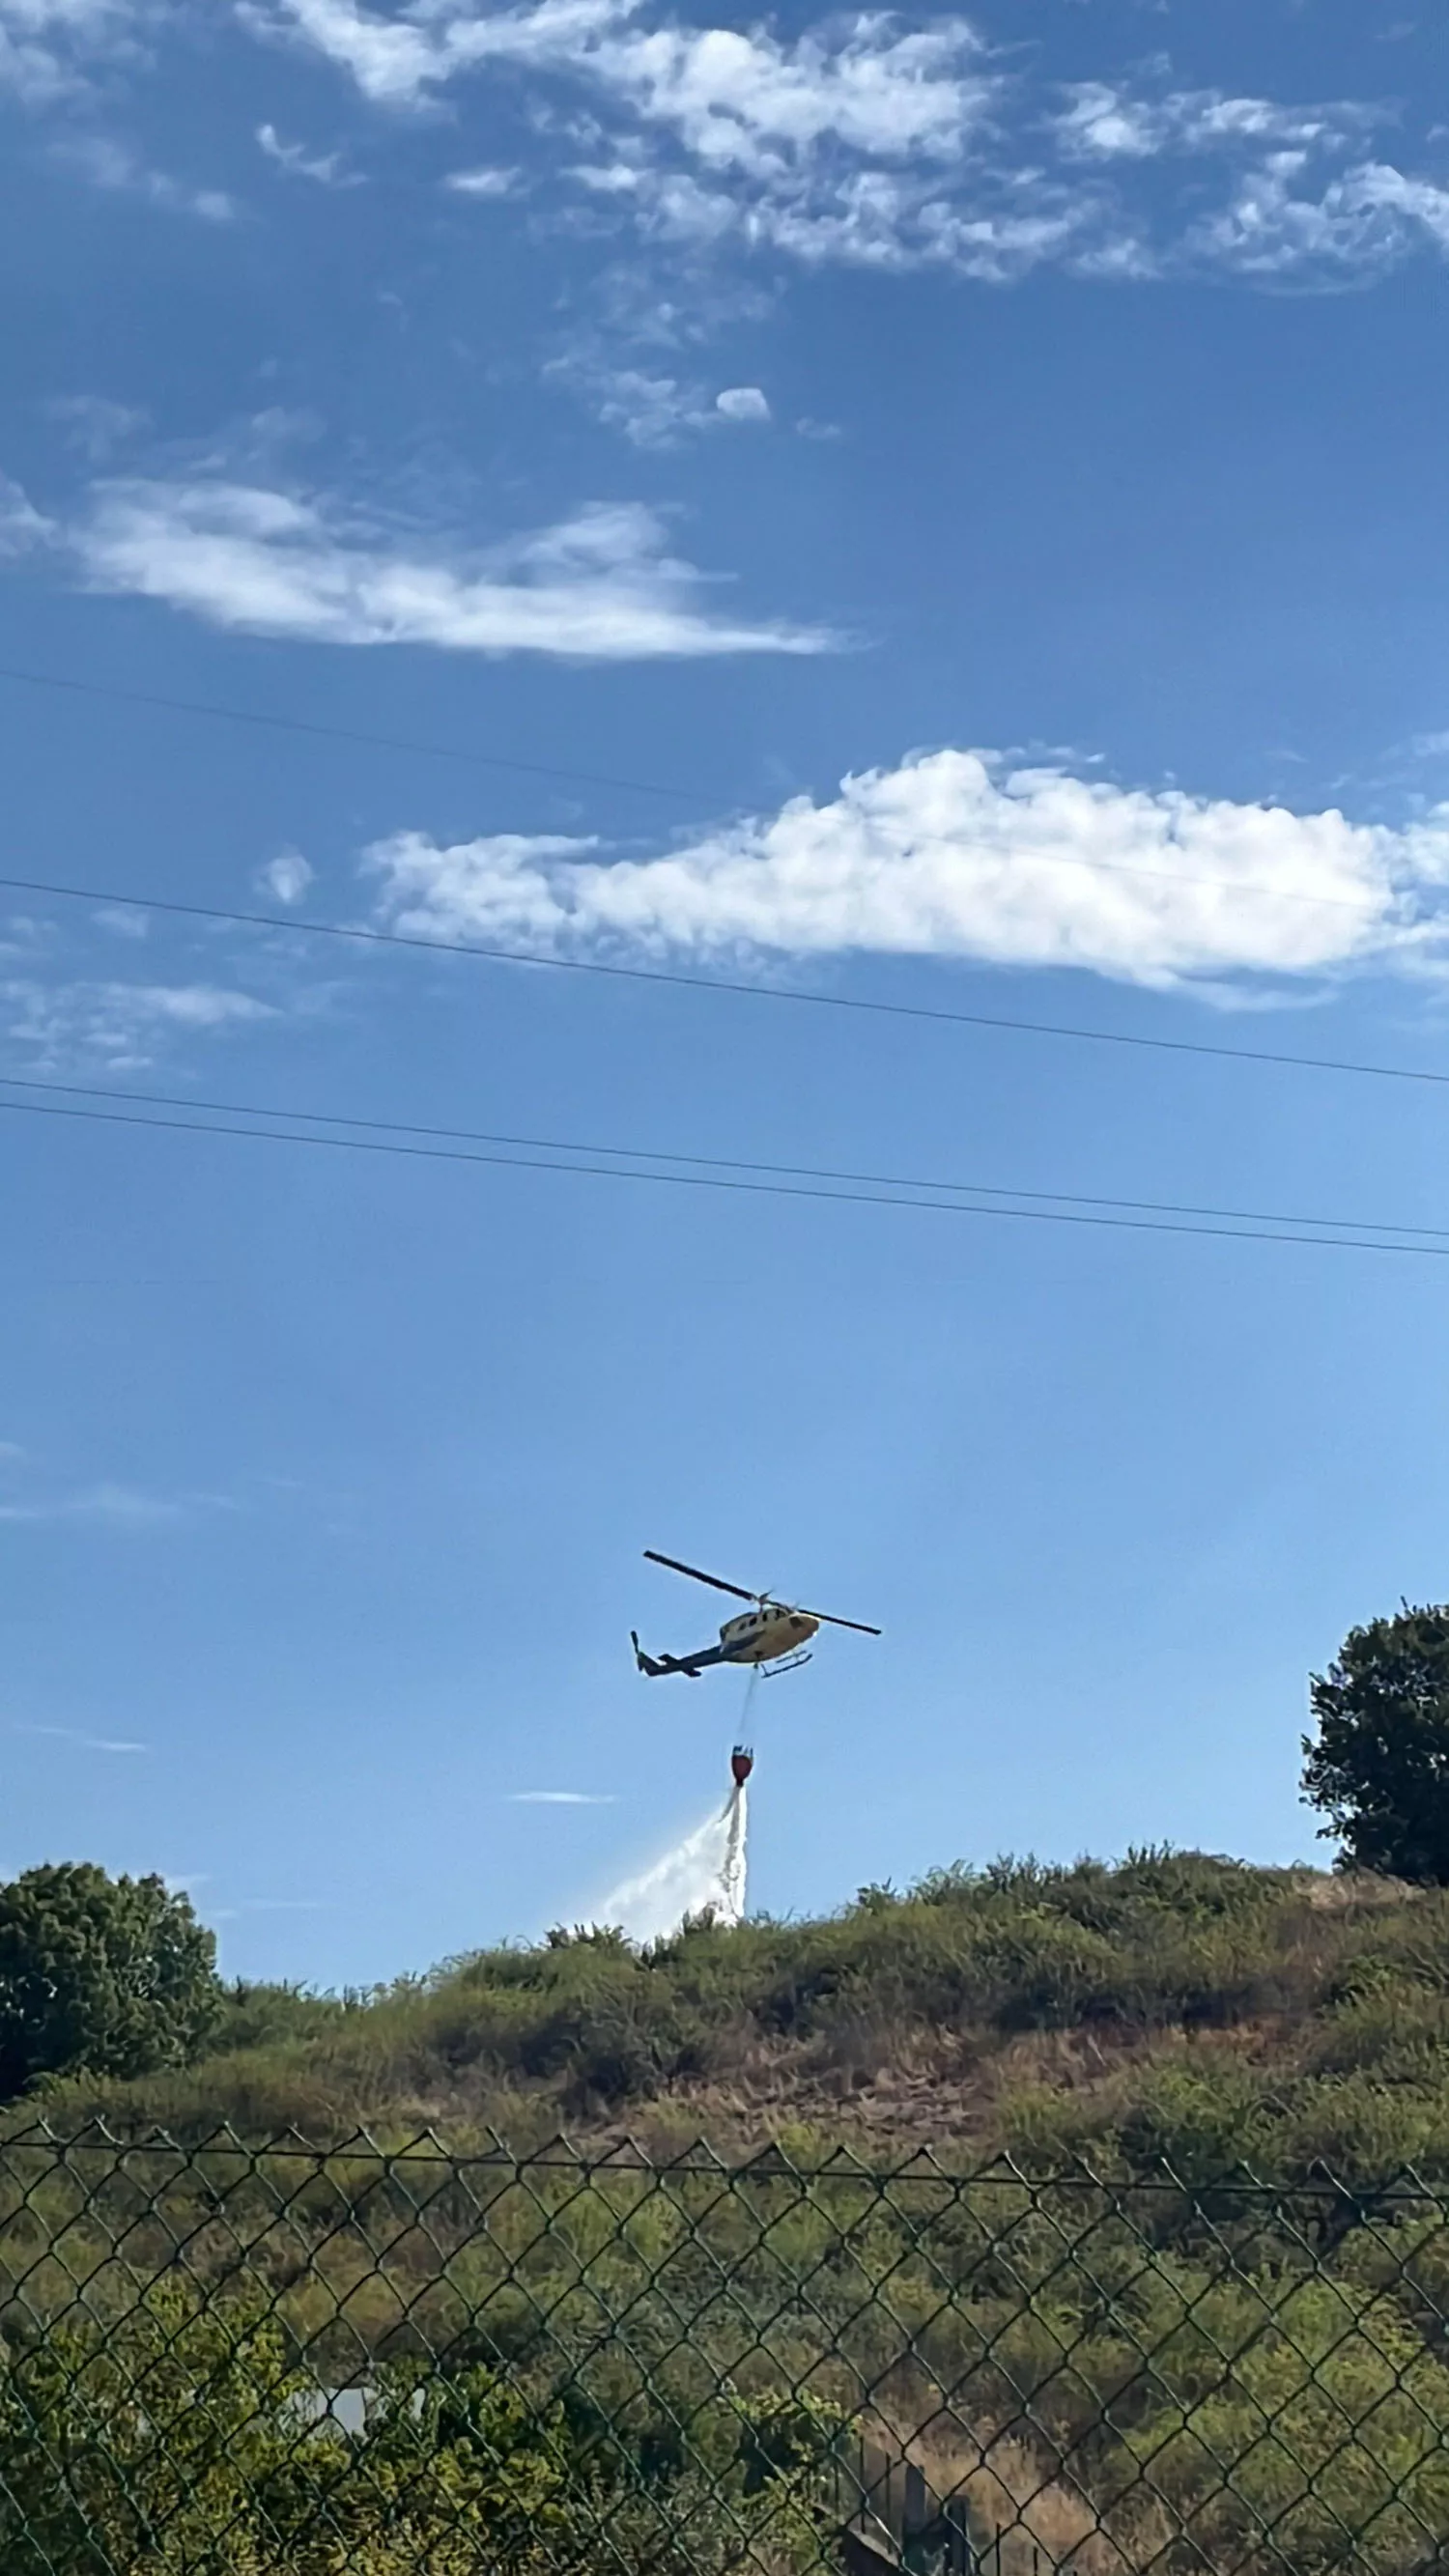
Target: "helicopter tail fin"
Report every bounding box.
[632,1630,668,1678]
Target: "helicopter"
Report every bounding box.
[631,1550,881,1681]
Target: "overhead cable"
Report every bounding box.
[3,869,1448,1095]
[4,1069,1447,1243]
[0,663,1411,913]
[3,1085,1448,1260]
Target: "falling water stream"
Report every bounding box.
[593,1672,757,1942]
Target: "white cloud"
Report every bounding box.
[10,0,1448,295]
[0,470,54,557]
[55,135,239,221]
[508,1790,618,1804]
[249,2,1449,290]
[444,163,519,196]
[579,12,987,175]
[548,357,771,445]
[256,0,988,154]
[715,383,769,423]
[363,831,597,938]
[44,395,149,462]
[365,749,1449,994]
[67,479,836,658]
[1053,83,1373,164]
[551,363,716,447]
[541,337,768,448]
[0,0,134,104]
[257,849,315,904]
[244,0,625,105]
[1188,155,1449,278]
[14,1721,148,1752]
[257,120,359,184]
[2,977,276,1070]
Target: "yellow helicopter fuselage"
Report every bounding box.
[720,1606,819,1664]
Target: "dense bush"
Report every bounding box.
[0,2279,844,2576]
[6,2141,1449,2574]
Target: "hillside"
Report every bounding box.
[30,1847,1449,2180]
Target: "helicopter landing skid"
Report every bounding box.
[761,1649,813,1678]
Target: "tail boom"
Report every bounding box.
[631,1631,724,1680]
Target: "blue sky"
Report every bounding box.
[3,0,1449,1987]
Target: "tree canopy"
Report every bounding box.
[0,1863,221,2103]
[1302,1602,1449,1883]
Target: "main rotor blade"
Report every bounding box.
[797,1607,883,1635]
[644,1550,756,1601]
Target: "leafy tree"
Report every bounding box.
[1302,1603,1449,1882]
[0,1862,220,2102]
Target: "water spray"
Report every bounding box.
[593,1689,754,1942]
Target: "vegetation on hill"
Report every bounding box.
[17,1846,1449,2186]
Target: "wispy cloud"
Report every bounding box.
[0,470,55,557]
[257,849,315,905]
[508,1790,619,1804]
[18,0,1448,293]
[257,120,361,185]
[43,395,148,464]
[14,0,1449,292]
[254,0,988,144]
[0,1483,184,1525]
[61,479,835,659]
[1052,83,1375,164]
[2,976,276,1072]
[243,3,1449,291]
[14,1721,149,1754]
[547,355,773,446]
[1186,156,1449,279]
[715,384,769,423]
[444,163,519,197]
[0,1481,232,1526]
[0,0,137,106]
[366,750,1449,994]
[54,135,239,223]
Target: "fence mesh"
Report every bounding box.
[1,2125,1448,2573]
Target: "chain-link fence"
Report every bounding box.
[2,2124,1449,2574]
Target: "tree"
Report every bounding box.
[0,1862,221,2102]
[1301,1602,1449,1882]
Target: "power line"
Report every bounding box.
[5,1069,1447,1243]
[0,662,1407,915]
[2,1084,1447,1260]
[4,867,1448,1096]
[0,664,707,806]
